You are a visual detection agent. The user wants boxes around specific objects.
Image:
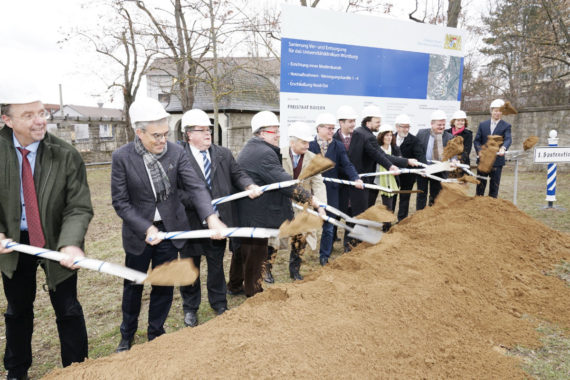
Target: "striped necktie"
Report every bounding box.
[201,150,216,211]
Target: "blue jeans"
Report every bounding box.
[319,221,334,259]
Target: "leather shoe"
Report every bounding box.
[184,311,198,327]
[214,307,227,315]
[227,287,244,296]
[116,338,133,353]
[289,271,304,281]
[319,257,328,266]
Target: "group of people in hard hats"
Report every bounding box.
[0,80,511,378]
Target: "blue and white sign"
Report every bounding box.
[280,5,467,143]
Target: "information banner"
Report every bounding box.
[280,5,466,144]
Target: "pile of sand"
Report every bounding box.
[46,185,570,379]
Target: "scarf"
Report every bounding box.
[374,145,399,197]
[316,135,330,156]
[134,136,171,202]
[452,126,465,136]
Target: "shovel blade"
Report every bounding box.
[347,225,383,244]
[425,161,452,175]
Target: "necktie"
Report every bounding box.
[201,150,217,211]
[432,134,443,161]
[17,148,45,247]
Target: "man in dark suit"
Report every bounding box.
[309,112,363,265]
[394,114,424,221]
[333,105,417,251]
[228,111,321,297]
[416,110,453,210]
[178,109,260,327]
[474,99,512,198]
[111,97,226,352]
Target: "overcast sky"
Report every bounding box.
[1,0,487,108]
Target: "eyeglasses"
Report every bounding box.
[319,126,335,131]
[12,110,50,122]
[145,131,170,141]
[261,128,279,134]
[189,128,211,134]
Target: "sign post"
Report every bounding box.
[533,130,569,210]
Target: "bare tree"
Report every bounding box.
[69,0,158,141]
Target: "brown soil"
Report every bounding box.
[457,174,480,185]
[143,258,198,286]
[46,185,570,380]
[278,210,323,238]
[355,203,396,222]
[298,155,335,180]
[443,136,464,161]
[477,135,503,173]
[500,101,518,115]
[523,136,539,151]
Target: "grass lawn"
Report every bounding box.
[0,164,568,379]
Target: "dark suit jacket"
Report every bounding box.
[398,133,424,161]
[308,138,359,208]
[182,142,253,229]
[415,128,453,165]
[111,141,215,254]
[236,137,311,229]
[473,119,512,167]
[333,126,408,178]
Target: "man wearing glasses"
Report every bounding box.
[0,82,93,379]
[309,112,363,266]
[177,109,260,327]
[111,97,226,353]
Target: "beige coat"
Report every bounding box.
[272,147,327,250]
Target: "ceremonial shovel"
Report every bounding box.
[292,204,382,244]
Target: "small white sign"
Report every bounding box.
[534,146,570,163]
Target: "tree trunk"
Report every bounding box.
[447,0,461,27]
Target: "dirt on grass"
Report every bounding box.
[45,184,570,379]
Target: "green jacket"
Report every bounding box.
[0,126,93,289]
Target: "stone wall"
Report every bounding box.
[226,113,255,157]
[466,105,569,172]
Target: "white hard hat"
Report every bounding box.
[490,99,505,109]
[0,79,42,105]
[430,109,447,121]
[361,105,383,119]
[336,105,358,120]
[394,114,411,125]
[288,121,315,142]
[315,113,336,127]
[181,109,212,132]
[129,96,170,125]
[378,124,395,134]
[451,110,467,120]
[251,111,279,133]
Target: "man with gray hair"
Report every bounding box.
[111,97,226,352]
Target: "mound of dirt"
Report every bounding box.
[46,185,570,379]
[355,203,396,223]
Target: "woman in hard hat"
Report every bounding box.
[375,124,400,232]
[447,110,473,168]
